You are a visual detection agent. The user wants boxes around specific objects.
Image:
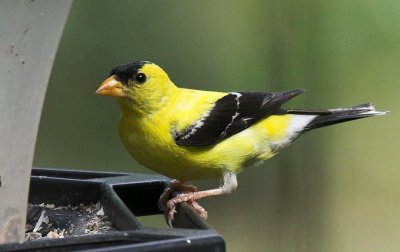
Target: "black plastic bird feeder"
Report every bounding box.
[0,168,225,252]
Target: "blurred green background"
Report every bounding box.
[34,1,398,251]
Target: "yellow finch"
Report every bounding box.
[96,61,385,226]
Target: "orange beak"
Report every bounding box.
[96,75,126,97]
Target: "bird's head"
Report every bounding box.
[96,61,177,114]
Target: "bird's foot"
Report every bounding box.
[158,180,208,227]
[187,200,208,220]
[158,179,197,210]
[165,192,208,227]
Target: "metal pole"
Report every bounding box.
[0,0,72,243]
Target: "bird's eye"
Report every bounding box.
[135,73,147,84]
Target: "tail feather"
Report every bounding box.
[287,103,387,132]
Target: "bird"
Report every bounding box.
[96,60,386,226]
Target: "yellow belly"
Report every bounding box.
[119,112,292,181]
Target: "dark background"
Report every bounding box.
[34,1,398,251]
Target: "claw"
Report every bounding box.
[165,206,177,227]
[158,180,211,227]
[188,201,208,220]
[158,180,198,211]
[164,192,209,227]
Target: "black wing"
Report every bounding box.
[174,89,304,146]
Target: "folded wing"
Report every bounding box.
[174,89,304,146]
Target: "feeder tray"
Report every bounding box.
[0,168,225,252]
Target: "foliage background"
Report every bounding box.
[34,1,399,251]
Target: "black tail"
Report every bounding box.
[287,103,387,132]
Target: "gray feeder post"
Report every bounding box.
[0,0,72,243]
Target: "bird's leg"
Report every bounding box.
[164,170,237,227]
